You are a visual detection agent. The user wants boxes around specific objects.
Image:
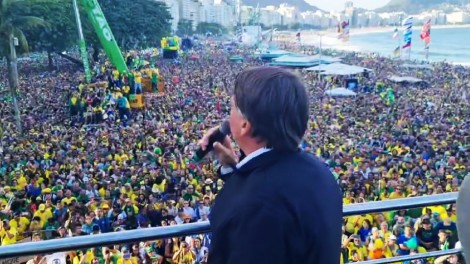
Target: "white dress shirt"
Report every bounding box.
[220,147,271,175]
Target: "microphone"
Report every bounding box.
[192,120,231,162]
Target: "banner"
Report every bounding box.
[402,16,413,49]
[393,46,400,57]
[420,18,431,59]
[337,20,350,42]
[45,252,67,264]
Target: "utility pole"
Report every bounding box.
[8,34,22,134]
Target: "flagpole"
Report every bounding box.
[408,44,411,61]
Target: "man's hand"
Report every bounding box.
[199,126,238,167]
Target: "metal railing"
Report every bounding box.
[0,192,461,264]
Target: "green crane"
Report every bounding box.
[72,0,129,83]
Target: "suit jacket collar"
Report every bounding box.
[236,149,297,175]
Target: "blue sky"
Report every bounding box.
[306,0,390,11]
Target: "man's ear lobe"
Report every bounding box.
[240,120,252,137]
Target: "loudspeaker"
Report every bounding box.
[457,176,470,261]
[163,50,178,59]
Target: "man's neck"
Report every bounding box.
[240,143,267,157]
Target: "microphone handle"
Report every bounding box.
[193,129,227,161]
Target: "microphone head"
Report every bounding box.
[220,120,231,135]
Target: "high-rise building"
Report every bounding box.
[344,2,358,27]
[160,0,180,32]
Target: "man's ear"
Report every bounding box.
[239,119,252,138]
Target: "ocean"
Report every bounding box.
[302,27,470,65]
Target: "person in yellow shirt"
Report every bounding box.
[16,171,27,190]
[10,212,30,240]
[172,242,195,264]
[0,220,18,245]
[33,204,53,227]
[134,71,142,94]
[345,235,368,261]
[421,205,449,220]
[61,190,78,206]
[117,247,138,264]
[383,235,399,258]
[388,186,405,199]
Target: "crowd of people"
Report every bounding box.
[0,36,468,264]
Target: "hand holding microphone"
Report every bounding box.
[196,120,238,167]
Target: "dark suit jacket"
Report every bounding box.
[208,149,343,264]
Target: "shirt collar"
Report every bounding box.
[236,147,271,169]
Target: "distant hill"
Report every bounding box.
[377,0,470,13]
[243,0,321,12]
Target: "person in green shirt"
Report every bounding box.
[44,217,59,239]
[182,185,201,202]
[151,71,158,93]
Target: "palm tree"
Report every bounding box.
[0,0,47,133]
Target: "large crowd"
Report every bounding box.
[0,37,469,264]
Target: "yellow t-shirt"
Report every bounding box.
[0,227,18,245]
[388,192,405,200]
[152,179,166,193]
[173,250,195,264]
[33,209,53,227]
[17,176,27,190]
[383,244,398,258]
[10,217,30,239]
[62,197,78,206]
[347,243,367,261]
[117,257,138,264]
[422,206,449,220]
[135,73,142,84]
[113,70,120,80]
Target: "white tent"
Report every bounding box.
[324,88,357,97]
[305,63,372,76]
[388,75,423,83]
[270,54,341,67]
[401,64,434,70]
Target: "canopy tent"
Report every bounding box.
[229,55,244,62]
[401,64,434,70]
[388,75,423,84]
[269,54,341,67]
[258,49,291,59]
[324,88,357,97]
[305,63,372,76]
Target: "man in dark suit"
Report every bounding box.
[200,66,343,264]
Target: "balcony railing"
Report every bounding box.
[0,192,461,264]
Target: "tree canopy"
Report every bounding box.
[22,1,77,55]
[0,0,47,58]
[96,0,172,50]
[15,0,173,59]
[177,19,194,36]
[196,22,227,35]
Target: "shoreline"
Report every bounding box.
[349,24,470,36]
[290,24,470,37]
[275,26,470,66]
